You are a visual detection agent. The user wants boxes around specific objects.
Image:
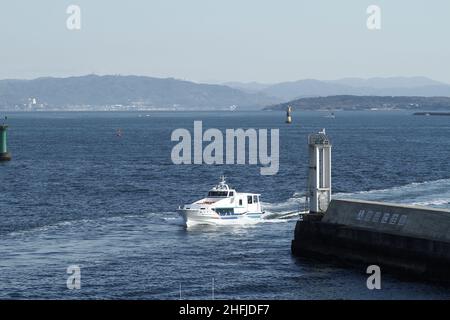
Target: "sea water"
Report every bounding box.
[0,110,449,299]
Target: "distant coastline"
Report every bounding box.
[264,95,450,112]
[1,75,450,112]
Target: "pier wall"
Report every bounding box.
[292,199,450,279]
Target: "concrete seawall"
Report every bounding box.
[292,199,450,280]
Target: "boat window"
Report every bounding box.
[247,195,253,204]
[253,195,258,203]
[229,191,234,197]
[239,199,243,206]
[208,191,228,197]
[214,208,235,216]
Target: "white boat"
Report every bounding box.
[177,176,263,226]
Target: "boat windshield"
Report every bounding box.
[208,191,229,197]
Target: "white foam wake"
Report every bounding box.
[260,178,450,218]
[261,193,306,219]
[333,178,450,209]
[8,179,449,237]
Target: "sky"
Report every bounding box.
[1,0,449,83]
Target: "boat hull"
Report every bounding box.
[177,208,262,227]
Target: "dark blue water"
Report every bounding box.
[1,111,450,299]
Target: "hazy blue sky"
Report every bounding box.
[1,0,449,83]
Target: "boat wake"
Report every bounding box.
[5,178,450,237]
[334,178,450,209]
[260,178,450,220]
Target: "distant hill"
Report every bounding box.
[226,77,450,101]
[0,75,277,110]
[222,81,272,94]
[262,79,350,100]
[3,75,450,111]
[327,76,445,88]
[264,95,450,111]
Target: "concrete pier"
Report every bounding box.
[292,129,450,281]
[292,199,450,280]
[0,124,11,161]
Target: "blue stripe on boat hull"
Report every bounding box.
[220,213,262,219]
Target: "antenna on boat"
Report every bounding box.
[220,175,226,184]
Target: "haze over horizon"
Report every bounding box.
[2,74,450,87]
[1,0,450,83]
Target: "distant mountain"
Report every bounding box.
[326,76,445,88]
[3,75,450,111]
[223,81,272,93]
[0,75,277,110]
[264,95,450,111]
[227,77,450,101]
[261,79,351,100]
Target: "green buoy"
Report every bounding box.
[0,123,11,161]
